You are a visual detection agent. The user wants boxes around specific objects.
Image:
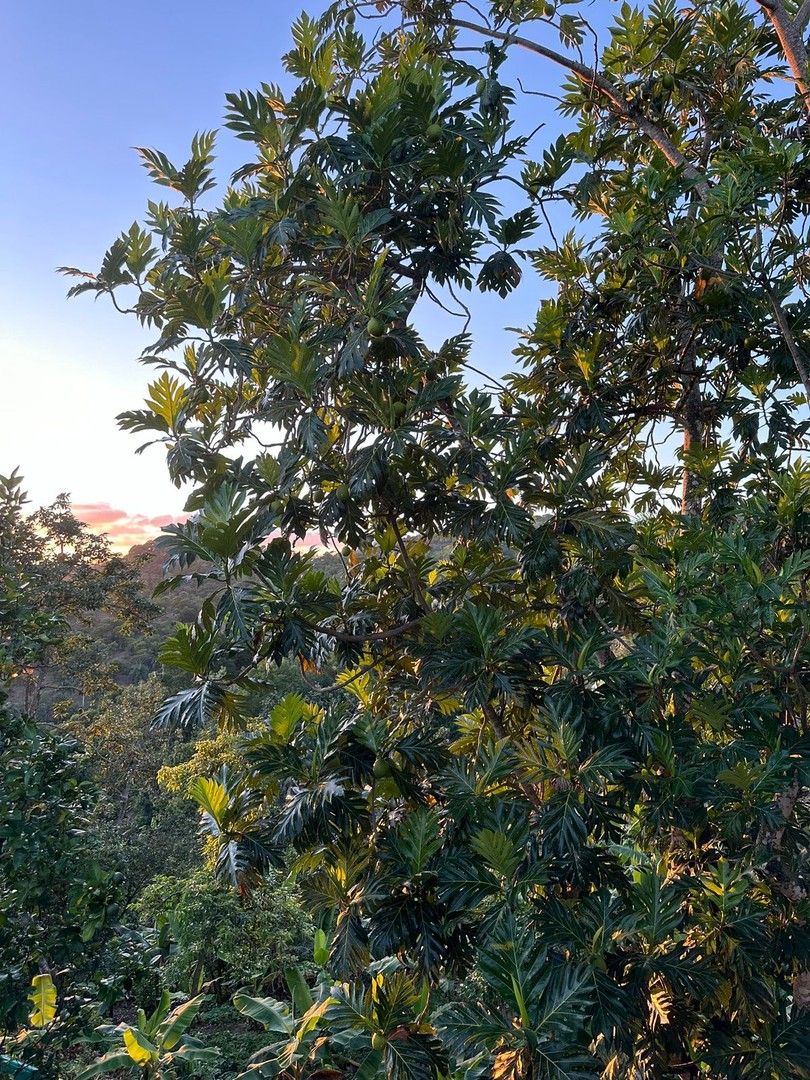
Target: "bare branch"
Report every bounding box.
[481,701,543,807]
[306,616,423,644]
[755,0,810,108]
[388,514,430,613]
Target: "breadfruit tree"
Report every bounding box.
[64,3,810,1077]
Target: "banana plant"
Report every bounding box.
[76,992,219,1079]
[235,961,442,1080]
[233,966,335,1080]
[0,974,57,1077]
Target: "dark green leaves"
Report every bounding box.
[59,4,810,1078]
[225,85,284,146]
[477,250,522,296]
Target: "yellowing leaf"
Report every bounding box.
[124,1026,158,1064]
[294,996,334,1039]
[188,776,229,827]
[493,1048,526,1080]
[433,693,462,716]
[145,372,187,430]
[649,980,672,1028]
[29,973,57,1027]
[603,1053,623,1079]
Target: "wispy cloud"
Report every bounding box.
[72,501,324,553]
[71,502,184,551]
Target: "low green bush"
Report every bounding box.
[134,869,315,1000]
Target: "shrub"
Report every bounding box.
[134,869,315,1000]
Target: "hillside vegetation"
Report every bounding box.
[5,2,810,1078]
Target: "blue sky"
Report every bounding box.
[1,0,331,535]
[0,1,606,545]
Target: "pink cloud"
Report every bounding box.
[72,503,321,554]
[72,503,129,526]
[72,502,187,551]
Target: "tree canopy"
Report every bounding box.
[61,2,810,1077]
[1,481,156,718]
[0,474,125,1065]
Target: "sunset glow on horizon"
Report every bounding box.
[70,502,185,552]
[1,0,332,531]
[72,500,324,556]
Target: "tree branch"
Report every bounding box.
[482,699,506,739]
[758,775,807,902]
[388,514,430,613]
[482,701,543,807]
[756,0,810,108]
[761,281,810,405]
[451,17,711,199]
[302,616,423,644]
[679,347,704,516]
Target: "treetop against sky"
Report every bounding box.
[2,0,614,546]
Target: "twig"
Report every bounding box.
[388,513,430,612]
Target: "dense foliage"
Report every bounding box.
[71,675,201,897]
[0,474,124,1069]
[134,868,315,1000]
[52,0,810,1077]
[2,485,156,719]
[0,476,318,1076]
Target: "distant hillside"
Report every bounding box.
[126,541,175,592]
[125,537,346,590]
[97,537,347,689]
[64,540,213,693]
